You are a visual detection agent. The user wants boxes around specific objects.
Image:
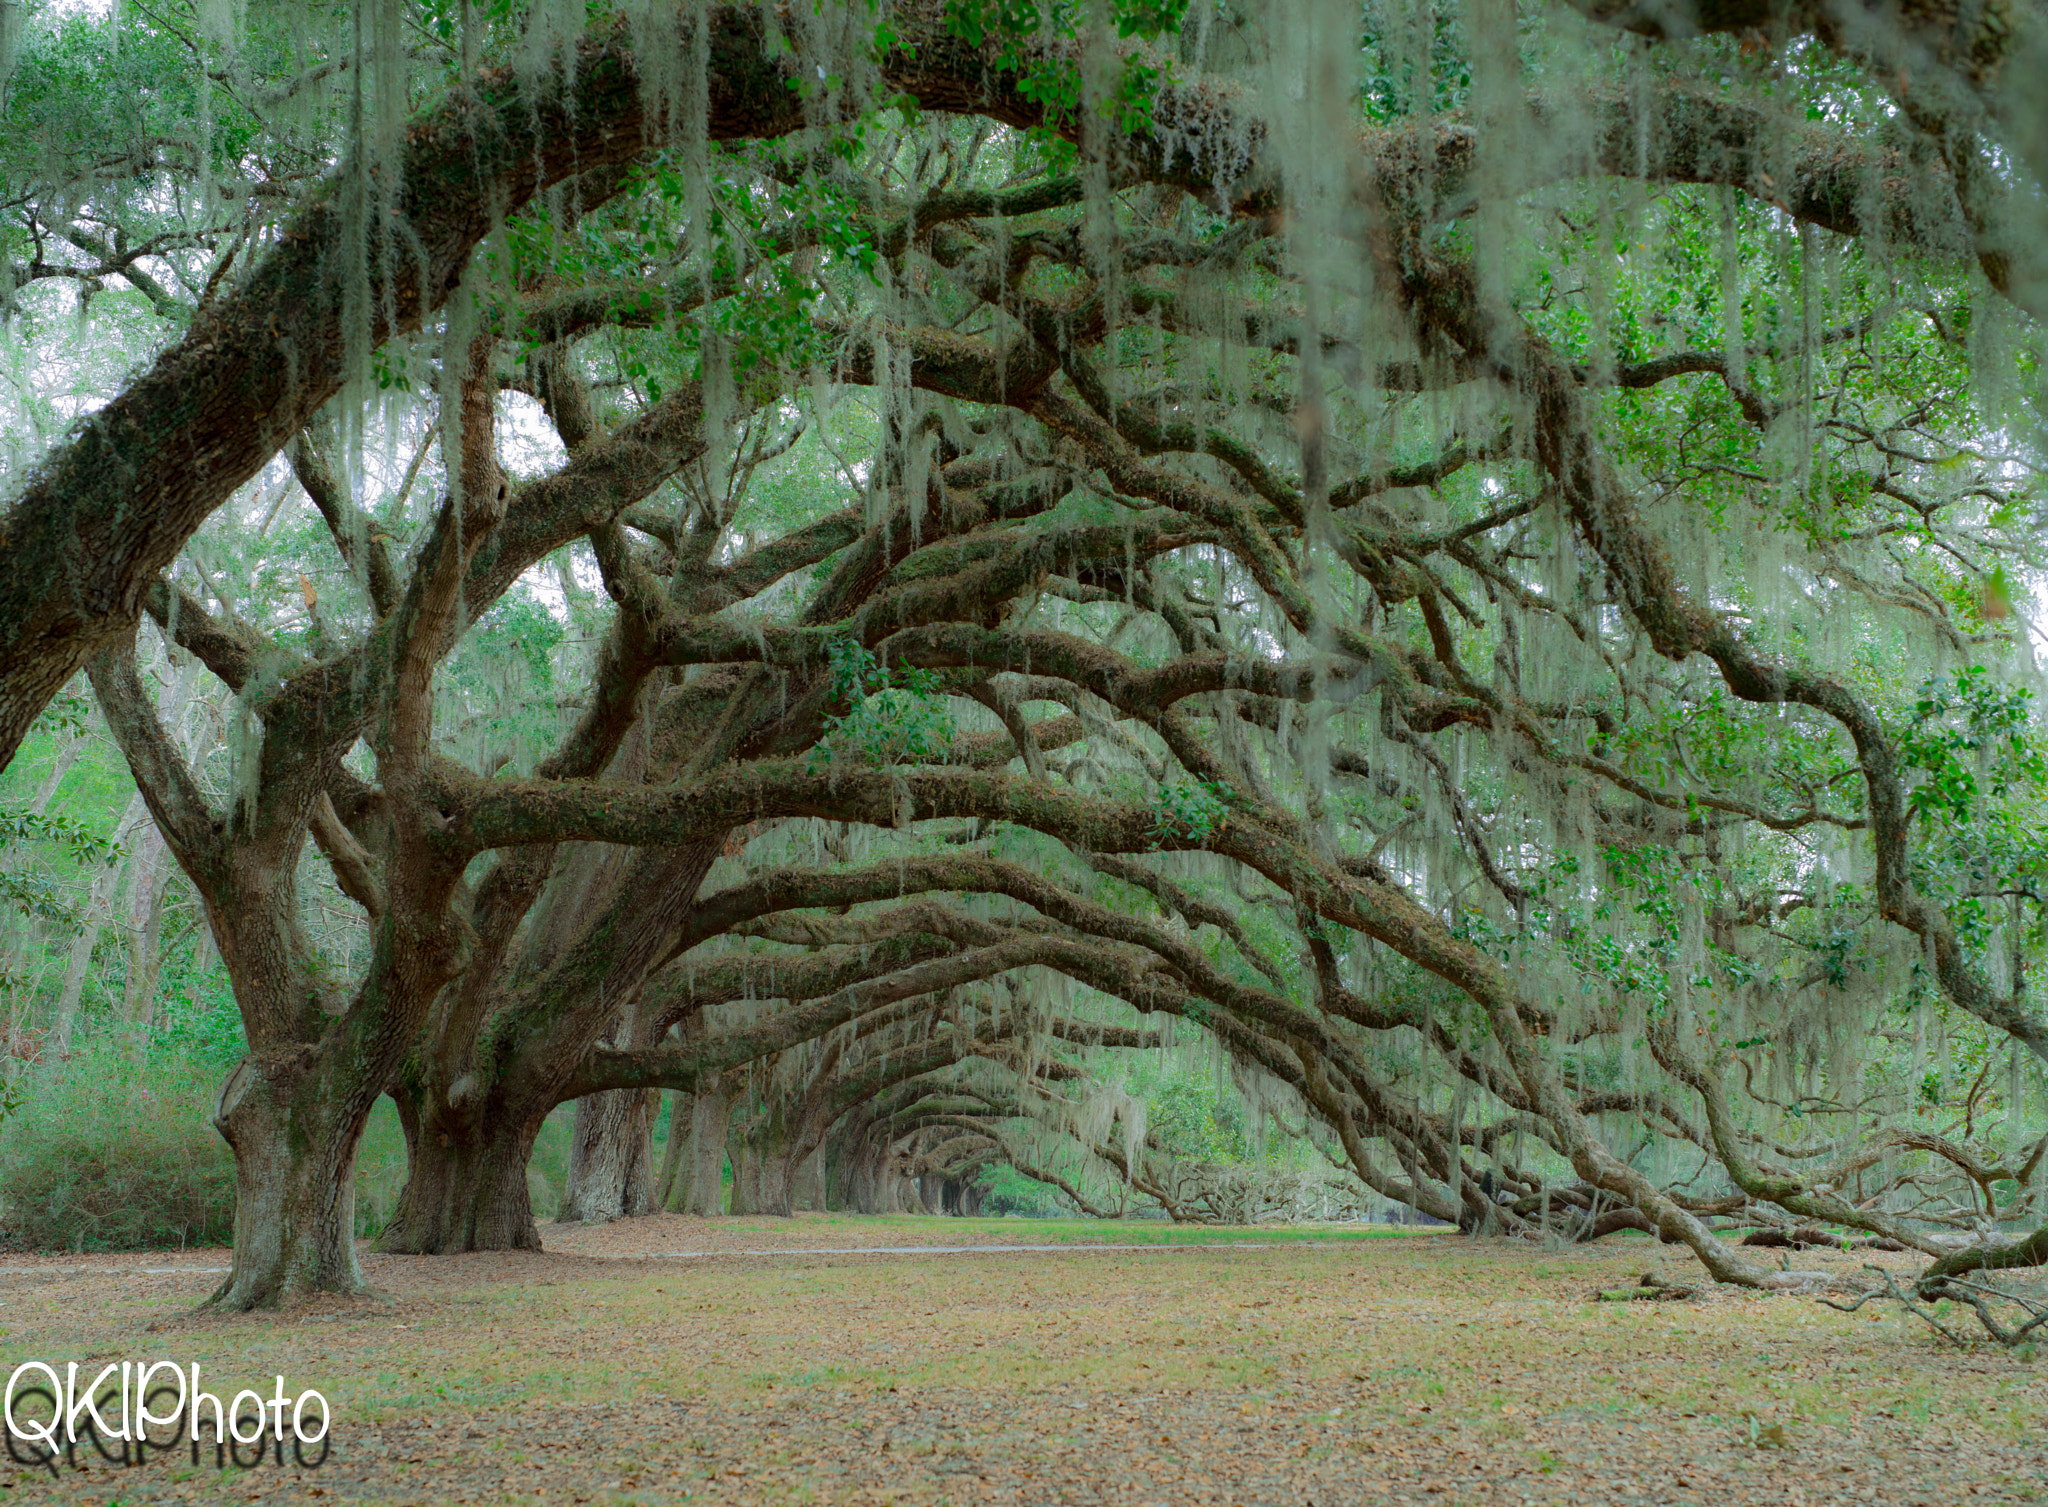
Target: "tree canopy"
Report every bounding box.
[0,0,2045,1319]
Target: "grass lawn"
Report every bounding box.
[3,1214,2043,1504]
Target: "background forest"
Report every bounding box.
[0,0,2042,1351]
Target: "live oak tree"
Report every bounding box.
[6,0,2046,759]
[7,0,2048,1316]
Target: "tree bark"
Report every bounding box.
[654,1090,693,1211]
[727,1135,764,1215]
[890,1174,919,1215]
[731,1144,792,1217]
[376,1088,546,1254]
[209,1054,370,1309]
[843,1143,899,1215]
[559,1086,660,1223]
[789,1147,825,1212]
[727,1087,806,1217]
[683,1085,732,1216]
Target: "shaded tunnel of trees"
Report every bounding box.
[0,0,2044,1341]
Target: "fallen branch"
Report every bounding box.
[1821,1263,2048,1350]
[1592,1273,1699,1302]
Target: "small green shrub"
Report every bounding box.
[0,1012,580,1249]
[0,1037,235,1251]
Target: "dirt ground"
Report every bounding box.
[3,1214,2044,1505]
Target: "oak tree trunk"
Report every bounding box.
[655,1091,693,1211]
[728,1114,799,1217]
[728,1138,762,1215]
[209,1057,370,1310]
[376,1089,545,1254]
[740,1149,793,1216]
[683,1083,732,1216]
[843,1145,895,1214]
[559,1087,660,1223]
[789,1147,825,1212]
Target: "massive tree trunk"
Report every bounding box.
[728,1074,817,1217]
[729,1133,787,1217]
[209,1053,372,1309]
[682,1084,732,1216]
[385,823,726,1246]
[559,994,666,1223]
[559,1087,660,1223]
[889,1172,920,1215]
[729,1140,793,1217]
[843,1142,910,1215]
[789,1148,826,1212]
[377,1087,546,1254]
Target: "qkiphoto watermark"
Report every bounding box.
[5,1360,331,1479]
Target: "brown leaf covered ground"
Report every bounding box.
[2,1215,2043,1505]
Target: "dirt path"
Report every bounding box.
[3,1216,2042,1504]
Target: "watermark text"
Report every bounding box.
[5,1361,329,1477]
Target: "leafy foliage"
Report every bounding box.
[1901,667,2047,825]
[809,639,958,772]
